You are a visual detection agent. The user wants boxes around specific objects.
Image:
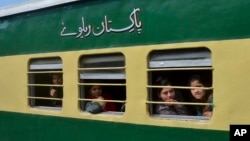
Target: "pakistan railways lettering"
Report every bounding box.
[60,8,142,39]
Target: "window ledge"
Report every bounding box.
[151,114,211,121]
[31,106,62,111]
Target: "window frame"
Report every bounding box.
[78,53,127,115]
[28,57,63,110]
[147,47,214,120]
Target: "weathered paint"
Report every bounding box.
[1,0,250,56]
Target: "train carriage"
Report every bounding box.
[1,0,250,140]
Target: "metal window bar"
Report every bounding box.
[28,84,63,87]
[28,96,62,100]
[147,85,213,90]
[146,101,213,106]
[147,67,213,71]
[78,83,126,86]
[28,71,63,74]
[78,67,125,70]
[78,98,125,103]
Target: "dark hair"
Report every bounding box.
[156,76,172,86]
[155,77,172,94]
[188,74,211,87]
[155,77,172,100]
[50,73,62,78]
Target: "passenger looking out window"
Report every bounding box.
[85,85,116,114]
[147,48,213,119]
[155,77,189,115]
[188,75,213,117]
[79,53,126,114]
[49,73,63,107]
[28,57,63,109]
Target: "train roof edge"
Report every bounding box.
[0,0,79,17]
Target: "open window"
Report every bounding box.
[78,53,126,114]
[147,47,213,120]
[28,57,63,110]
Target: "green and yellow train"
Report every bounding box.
[1,0,250,140]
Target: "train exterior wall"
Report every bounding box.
[0,0,250,56]
[1,0,250,141]
[0,111,228,141]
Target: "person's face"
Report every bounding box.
[52,74,62,85]
[90,85,102,98]
[159,86,175,101]
[190,80,205,100]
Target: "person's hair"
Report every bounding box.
[188,75,206,87]
[156,76,172,86]
[155,76,171,100]
[50,73,62,78]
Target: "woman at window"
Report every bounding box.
[188,75,213,117]
[155,77,189,115]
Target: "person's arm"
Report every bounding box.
[102,93,116,111]
[156,104,178,115]
[202,95,213,117]
[174,104,189,115]
[203,111,212,117]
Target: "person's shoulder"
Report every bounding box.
[157,104,171,111]
[102,93,112,99]
[87,95,95,99]
[208,94,213,102]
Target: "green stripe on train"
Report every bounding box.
[0,111,228,141]
[1,0,250,56]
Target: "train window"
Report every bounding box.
[147,47,213,120]
[78,53,126,115]
[28,57,63,110]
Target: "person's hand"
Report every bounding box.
[50,88,57,97]
[96,96,106,109]
[203,111,212,117]
[165,99,177,106]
